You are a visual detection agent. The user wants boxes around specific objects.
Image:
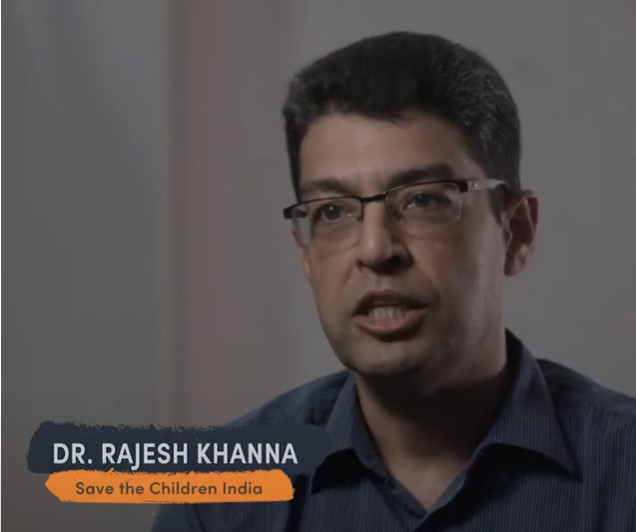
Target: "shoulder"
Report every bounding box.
[538,357,636,449]
[224,370,351,427]
[151,373,351,531]
[538,358,636,418]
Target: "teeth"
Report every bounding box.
[368,306,407,319]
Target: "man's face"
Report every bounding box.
[293,112,533,388]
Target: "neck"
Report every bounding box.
[356,329,509,467]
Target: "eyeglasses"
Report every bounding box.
[282,178,506,250]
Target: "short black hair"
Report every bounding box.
[282,32,521,199]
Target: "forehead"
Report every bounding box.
[299,112,483,195]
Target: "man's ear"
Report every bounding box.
[291,229,312,281]
[503,191,539,276]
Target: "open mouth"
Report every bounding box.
[366,306,413,319]
[353,291,428,338]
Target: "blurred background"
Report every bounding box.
[3,0,635,530]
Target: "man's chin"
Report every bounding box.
[343,350,428,380]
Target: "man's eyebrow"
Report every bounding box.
[299,177,354,199]
[299,164,458,199]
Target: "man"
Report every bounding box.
[153,32,636,531]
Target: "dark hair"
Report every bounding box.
[282,32,521,200]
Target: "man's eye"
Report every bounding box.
[405,193,451,210]
[313,203,351,222]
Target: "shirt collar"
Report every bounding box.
[478,330,578,475]
[310,375,384,493]
[312,329,578,492]
[322,372,383,471]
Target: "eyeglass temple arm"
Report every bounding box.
[468,178,507,191]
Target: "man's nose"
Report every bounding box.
[355,203,411,273]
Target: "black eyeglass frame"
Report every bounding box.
[282,178,507,220]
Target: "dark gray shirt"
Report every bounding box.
[151,332,636,531]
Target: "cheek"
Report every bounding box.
[448,224,506,316]
[414,224,505,312]
[307,250,354,323]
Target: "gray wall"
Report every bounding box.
[3,1,175,530]
[4,1,635,531]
